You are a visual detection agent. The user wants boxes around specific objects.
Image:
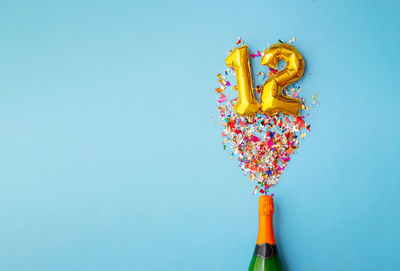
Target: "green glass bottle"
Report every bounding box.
[248,195,282,271]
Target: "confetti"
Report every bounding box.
[268,67,278,76]
[214,39,318,195]
[215,87,225,93]
[256,71,266,79]
[236,37,243,45]
[250,50,262,58]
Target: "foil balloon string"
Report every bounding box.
[215,38,319,195]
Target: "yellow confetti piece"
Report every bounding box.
[301,132,307,139]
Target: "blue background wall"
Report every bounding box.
[0,0,399,270]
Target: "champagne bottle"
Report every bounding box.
[248,195,283,271]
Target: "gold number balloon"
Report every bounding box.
[225,45,260,115]
[261,43,304,116]
[226,43,305,117]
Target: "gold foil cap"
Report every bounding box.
[258,195,274,216]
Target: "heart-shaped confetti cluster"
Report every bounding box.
[215,39,318,194]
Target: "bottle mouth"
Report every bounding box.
[258,195,274,215]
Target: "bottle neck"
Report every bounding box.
[256,195,276,245]
[256,213,276,245]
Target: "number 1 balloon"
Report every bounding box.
[225,45,260,115]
